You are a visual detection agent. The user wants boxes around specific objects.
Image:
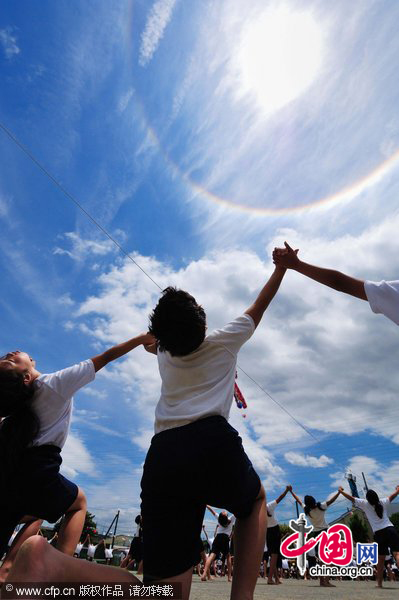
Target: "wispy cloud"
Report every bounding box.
[139,0,177,67]
[53,232,116,261]
[284,452,334,468]
[0,27,20,59]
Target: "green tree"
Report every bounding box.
[279,523,292,538]
[81,511,98,541]
[391,512,399,534]
[347,512,370,543]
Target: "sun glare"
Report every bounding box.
[234,7,324,115]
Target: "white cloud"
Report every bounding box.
[284,451,334,468]
[139,0,177,67]
[330,455,399,500]
[0,27,20,59]
[53,232,116,261]
[65,212,399,512]
[117,88,134,113]
[61,432,97,478]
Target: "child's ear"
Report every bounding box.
[23,371,34,385]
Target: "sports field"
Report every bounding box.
[189,575,399,600]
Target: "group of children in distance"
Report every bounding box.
[0,241,399,599]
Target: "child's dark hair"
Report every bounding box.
[0,369,39,470]
[149,287,206,356]
[366,489,383,519]
[304,495,325,516]
[218,513,230,527]
[135,514,141,525]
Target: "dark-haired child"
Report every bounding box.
[266,485,291,585]
[141,264,286,600]
[289,487,340,587]
[202,506,235,581]
[339,485,399,588]
[0,333,154,581]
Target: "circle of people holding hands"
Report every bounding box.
[1,240,399,600]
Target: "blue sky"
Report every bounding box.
[1,0,399,535]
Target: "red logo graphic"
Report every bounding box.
[281,522,353,567]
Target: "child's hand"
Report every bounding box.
[273,242,299,269]
[338,486,344,493]
[142,333,158,354]
[141,333,156,346]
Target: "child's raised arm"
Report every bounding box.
[275,485,291,505]
[289,488,303,507]
[245,266,286,328]
[206,505,218,518]
[338,486,355,503]
[273,242,367,300]
[91,333,156,372]
[388,485,399,503]
[326,490,340,506]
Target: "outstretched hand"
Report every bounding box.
[273,242,300,269]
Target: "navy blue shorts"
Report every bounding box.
[0,445,78,557]
[374,526,399,555]
[211,533,230,558]
[266,524,281,554]
[140,416,261,581]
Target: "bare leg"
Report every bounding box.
[137,560,143,575]
[201,552,216,581]
[230,485,267,600]
[376,555,386,588]
[227,554,232,582]
[56,488,87,555]
[267,553,278,584]
[6,537,141,583]
[0,518,42,584]
[120,554,131,568]
[155,566,193,600]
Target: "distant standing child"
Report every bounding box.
[0,332,155,581]
[202,507,235,582]
[273,242,399,325]
[141,262,287,600]
[266,485,292,585]
[289,488,340,587]
[339,485,399,588]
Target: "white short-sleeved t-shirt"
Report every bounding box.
[32,360,95,448]
[105,548,113,559]
[267,500,279,528]
[365,280,399,325]
[154,314,255,433]
[216,515,236,536]
[307,502,328,531]
[354,497,392,532]
[87,543,97,558]
[75,543,83,555]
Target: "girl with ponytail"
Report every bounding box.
[289,487,340,587]
[339,485,399,588]
[0,334,154,581]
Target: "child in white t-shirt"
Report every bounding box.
[202,506,235,581]
[0,332,154,580]
[141,264,286,599]
[266,485,291,585]
[273,242,399,325]
[339,485,399,588]
[289,487,340,587]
